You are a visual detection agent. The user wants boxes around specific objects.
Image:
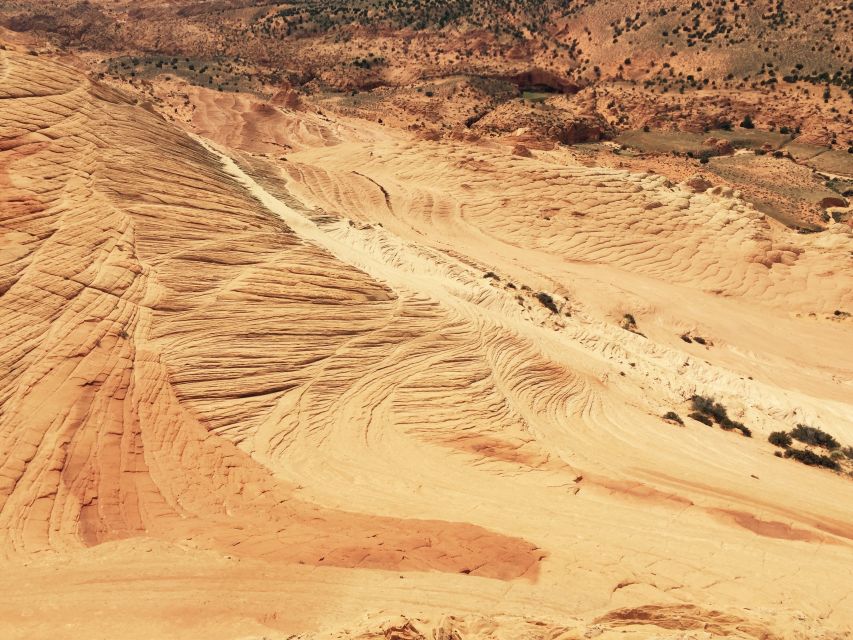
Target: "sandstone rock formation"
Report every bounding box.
[1,48,852,640]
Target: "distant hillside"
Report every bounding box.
[4,0,851,88]
[2,0,851,147]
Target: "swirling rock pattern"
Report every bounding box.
[0,50,852,639]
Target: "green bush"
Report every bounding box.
[689,412,713,427]
[726,420,751,437]
[690,395,728,423]
[717,417,750,437]
[768,431,792,448]
[790,424,840,450]
[784,448,840,470]
[663,411,684,425]
[536,292,558,314]
[690,395,750,436]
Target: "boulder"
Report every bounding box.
[512,144,532,157]
[685,174,712,193]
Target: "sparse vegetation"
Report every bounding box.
[104,54,267,95]
[536,292,559,314]
[690,395,728,423]
[689,412,714,427]
[768,431,792,448]
[790,424,840,450]
[689,395,751,437]
[663,411,684,425]
[784,448,840,470]
[768,426,852,475]
[620,313,645,337]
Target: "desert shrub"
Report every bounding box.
[784,448,840,470]
[680,334,692,343]
[693,336,707,345]
[690,395,728,423]
[728,421,752,437]
[483,271,499,280]
[718,417,750,437]
[768,431,792,448]
[740,114,755,129]
[690,395,750,435]
[663,411,684,425]
[620,313,645,337]
[790,424,840,450]
[536,292,559,314]
[843,446,853,460]
[689,412,714,427]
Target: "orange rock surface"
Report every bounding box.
[1,48,852,639]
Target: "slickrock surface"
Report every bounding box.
[1,50,852,639]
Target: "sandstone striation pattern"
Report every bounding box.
[0,50,852,639]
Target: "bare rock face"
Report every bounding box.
[510,68,579,94]
[820,196,848,209]
[475,101,609,144]
[446,127,481,143]
[703,137,734,155]
[552,117,607,144]
[512,144,532,157]
[685,174,713,192]
[2,46,853,640]
[829,208,851,224]
[270,87,302,110]
[0,49,541,578]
